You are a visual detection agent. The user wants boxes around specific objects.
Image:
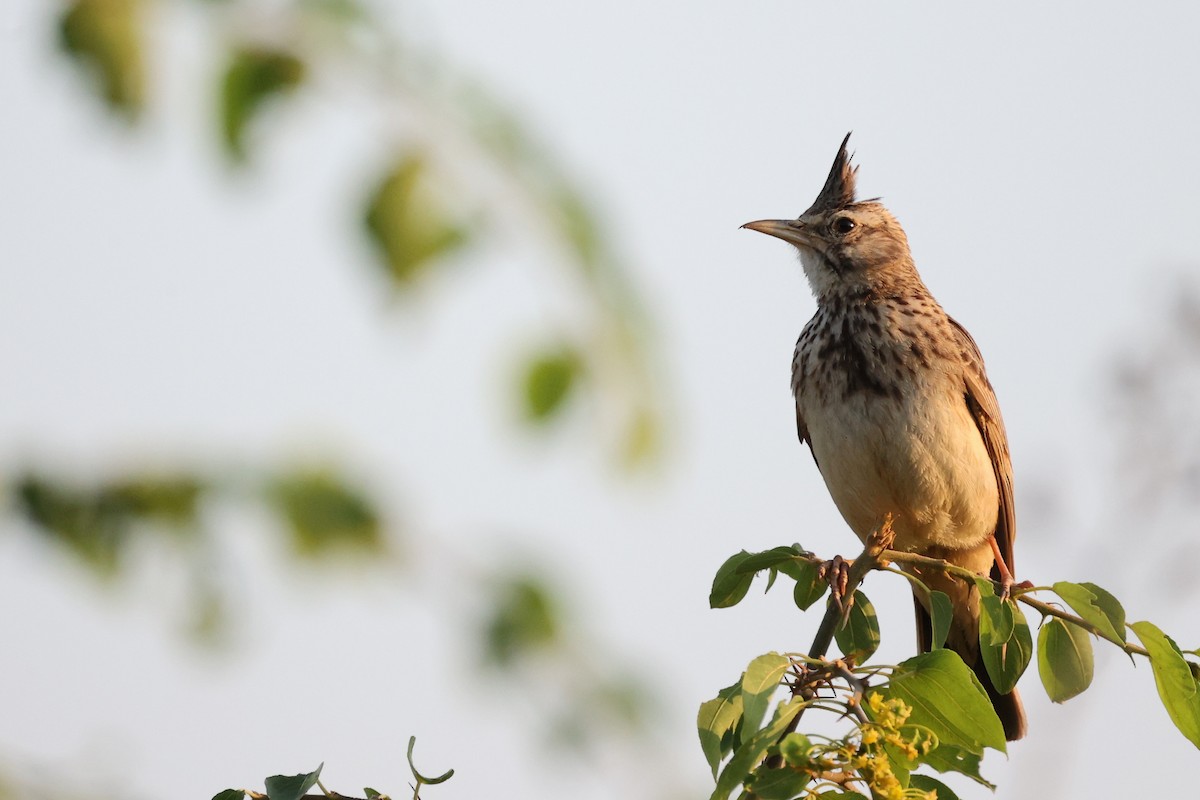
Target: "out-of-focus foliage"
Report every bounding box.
[59,0,145,119]
[14,471,202,575]
[363,155,470,286]
[522,346,582,423]
[482,573,560,666]
[268,467,383,555]
[220,47,306,162]
[52,0,664,462]
[36,0,672,794]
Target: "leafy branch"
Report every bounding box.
[53,0,663,463]
[701,526,1200,799]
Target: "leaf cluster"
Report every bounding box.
[701,541,1200,798]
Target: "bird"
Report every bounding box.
[742,133,1026,741]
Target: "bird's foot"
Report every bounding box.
[818,555,852,615]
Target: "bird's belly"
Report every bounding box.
[802,385,998,552]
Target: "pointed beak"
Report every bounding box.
[741,219,813,248]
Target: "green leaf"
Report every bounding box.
[268,468,381,555]
[734,546,805,574]
[710,699,804,800]
[522,347,582,422]
[710,551,756,609]
[406,736,454,785]
[975,578,1014,646]
[211,791,246,800]
[740,652,790,735]
[980,600,1032,695]
[363,790,381,799]
[59,0,145,119]
[881,649,1006,755]
[105,475,204,526]
[1053,581,1127,644]
[1131,621,1200,748]
[264,764,322,800]
[908,774,961,800]
[928,590,953,650]
[1037,617,1094,702]
[697,684,744,778]
[790,560,828,611]
[919,743,994,789]
[746,766,810,800]
[833,590,880,664]
[220,47,306,162]
[364,155,469,287]
[481,574,558,665]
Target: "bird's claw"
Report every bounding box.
[818,555,852,615]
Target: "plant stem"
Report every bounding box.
[758,518,896,774]
[881,549,1150,658]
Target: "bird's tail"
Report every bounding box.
[914,596,1027,741]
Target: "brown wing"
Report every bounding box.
[947,317,1016,576]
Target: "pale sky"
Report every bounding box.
[3,1,1200,798]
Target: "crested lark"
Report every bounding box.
[743,134,1026,741]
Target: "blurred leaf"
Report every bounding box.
[833,590,880,664]
[908,774,961,799]
[552,187,601,271]
[105,475,203,526]
[482,574,558,665]
[710,699,804,800]
[927,590,953,650]
[709,551,756,609]
[1053,581,1127,644]
[14,471,206,577]
[740,652,788,736]
[979,599,1032,695]
[264,764,322,800]
[211,791,246,800]
[881,649,1006,755]
[1037,617,1094,703]
[620,404,660,466]
[16,474,126,573]
[220,47,305,162]
[1131,621,1200,748]
[299,0,369,22]
[522,346,582,423]
[697,684,743,778]
[364,155,468,286]
[59,0,145,119]
[269,468,382,555]
[363,790,381,799]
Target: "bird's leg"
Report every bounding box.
[818,554,852,616]
[988,535,1033,601]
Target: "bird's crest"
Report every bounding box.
[804,132,858,216]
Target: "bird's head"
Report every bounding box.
[743,133,920,302]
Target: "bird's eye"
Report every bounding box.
[832,217,856,234]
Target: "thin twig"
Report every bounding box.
[759,518,895,774]
[881,549,1151,658]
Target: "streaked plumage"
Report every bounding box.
[743,134,1025,741]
